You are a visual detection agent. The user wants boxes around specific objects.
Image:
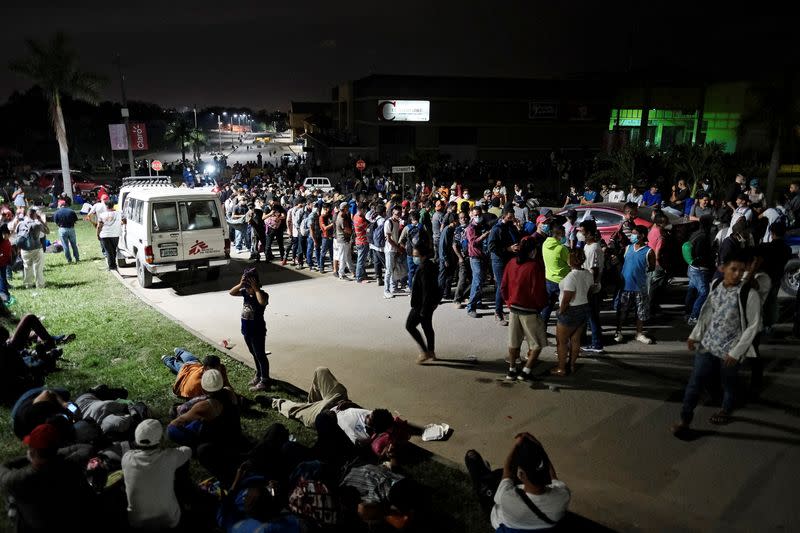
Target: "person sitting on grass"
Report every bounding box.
[161,347,232,399]
[465,432,570,531]
[672,250,762,436]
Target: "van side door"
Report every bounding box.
[178,199,225,260]
[150,201,183,262]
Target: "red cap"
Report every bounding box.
[535,215,549,224]
[401,200,410,208]
[22,423,60,450]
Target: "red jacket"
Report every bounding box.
[0,239,12,267]
[501,258,548,311]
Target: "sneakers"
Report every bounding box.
[614,331,624,343]
[383,292,395,299]
[505,368,518,380]
[160,354,170,364]
[249,380,270,392]
[516,369,533,382]
[581,345,604,354]
[467,311,478,318]
[635,333,653,345]
[340,275,353,281]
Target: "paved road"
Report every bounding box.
[116,252,799,532]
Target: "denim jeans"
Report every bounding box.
[540,280,561,324]
[406,255,418,288]
[680,351,739,424]
[296,236,307,266]
[467,257,484,312]
[372,248,385,282]
[265,230,285,260]
[438,255,456,299]
[307,238,319,268]
[162,347,199,374]
[454,259,472,302]
[58,227,79,262]
[384,251,397,293]
[586,291,603,348]
[685,266,711,319]
[243,332,269,382]
[318,237,333,271]
[0,266,9,301]
[356,244,369,281]
[490,254,506,317]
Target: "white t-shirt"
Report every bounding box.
[121,447,192,530]
[761,208,781,243]
[608,190,626,203]
[98,209,122,238]
[335,407,371,443]
[383,218,400,252]
[559,269,594,306]
[627,193,643,206]
[582,242,604,278]
[490,478,570,530]
[89,201,108,220]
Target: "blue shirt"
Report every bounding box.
[583,190,598,203]
[53,207,78,228]
[622,244,651,292]
[642,191,662,207]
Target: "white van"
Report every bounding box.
[302,176,334,193]
[118,186,230,288]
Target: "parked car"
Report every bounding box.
[781,230,800,297]
[558,202,698,276]
[32,170,106,196]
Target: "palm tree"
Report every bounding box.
[164,115,192,163]
[669,142,725,196]
[9,32,105,199]
[187,129,207,162]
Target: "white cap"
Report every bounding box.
[134,419,163,447]
[201,369,224,392]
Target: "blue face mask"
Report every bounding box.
[412,256,422,265]
[560,236,567,245]
[630,234,639,244]
[540,224,550,235]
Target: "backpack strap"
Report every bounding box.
[514,487,556,525]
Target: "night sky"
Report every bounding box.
[0,1,795,111]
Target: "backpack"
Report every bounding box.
[15,220,40,251]
[366,218,377,246]
[405,223,421,255]
[374,218,388,249]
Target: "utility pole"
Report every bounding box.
[116,55,136,177]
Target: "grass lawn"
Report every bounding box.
[0,220,489,532]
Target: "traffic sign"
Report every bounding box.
[150,160,163,172]
[356,159,366,171]
[391,166,415,173]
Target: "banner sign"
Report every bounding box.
[129,122,149,151]
[377,100,430,122]
[109,124,129,150]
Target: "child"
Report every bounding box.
[0,223,14,306]
[672,250,761,436]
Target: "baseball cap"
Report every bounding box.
[134,419,163,447]
[339,202,348,210]
[23,423,60,450]
[401,200,410,208]
[201,369,224,392]
[483,189,491,196]
[535,215,549,224]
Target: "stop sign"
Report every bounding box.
[150,160,163,172]
[356,159,366,171]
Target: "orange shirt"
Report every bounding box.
[173,363,229,398]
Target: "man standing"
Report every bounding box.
[335,201,355,281]
[408,245,440,363]
[288,198,306,267]
[452,211,472,308]
[383,206,403,298]
[647,212,669,315]
[614,225,654,344]
[430,200,445,262]
[96,198,122,271]
[318,203,334,273]
[540,225,570,325]
[86,193,109,257]
[399,210,427,289]
[53,201,79,263]
[368,203,386,286]
[438,213,459,300]
[17,208,48,289]
[466,207,491,318]
[488,207,520,325]
[353,202,371,283]
[684,215,715,326]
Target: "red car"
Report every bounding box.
[34,171,105,196]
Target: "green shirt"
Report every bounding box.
[542,237,570,282]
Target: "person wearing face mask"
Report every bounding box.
[487,208,521,325]
[578,220,604,354]
[456,189,475,213]
[408,244,440,364]
[465,207,491,318]
[614,225,655,344]
[540,225,570,326]
[452,211,473,308]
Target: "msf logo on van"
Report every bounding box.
[188,240,209,256]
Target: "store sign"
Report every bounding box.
[377,100,430,122]
[129,122,149,151]
[108,124,129,150]
[528,101,558,119]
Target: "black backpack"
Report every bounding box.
[405,223,421,255]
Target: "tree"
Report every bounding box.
[9,32,105,199]
[164,115,192,163]
[668,142,726,196]
[186,129,207,162]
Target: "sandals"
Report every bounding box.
[709,411,731,425]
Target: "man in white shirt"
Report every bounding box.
[86,194,110,257]
[607,184,626,203]
[122,419,192,531]
[383,205,404,298]
[96,199,123,271]
[626,186,644,206]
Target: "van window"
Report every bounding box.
[180,200,221,230]
[134,199,143,223]
[152,202,179,233]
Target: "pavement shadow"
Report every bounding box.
[171,257,315,296]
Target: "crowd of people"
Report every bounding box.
[1,152,799,531]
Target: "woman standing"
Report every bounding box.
[408,244,440,364]
[96,198,122,271]
[229,267,270,391]
[551,249,593,376]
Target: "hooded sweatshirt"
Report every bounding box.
[542,237,570,283]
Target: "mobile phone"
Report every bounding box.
[66,402,79,415]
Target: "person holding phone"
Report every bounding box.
[230,267,270,391]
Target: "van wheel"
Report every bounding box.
[206,267,221,281]
[136,258,153,288]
